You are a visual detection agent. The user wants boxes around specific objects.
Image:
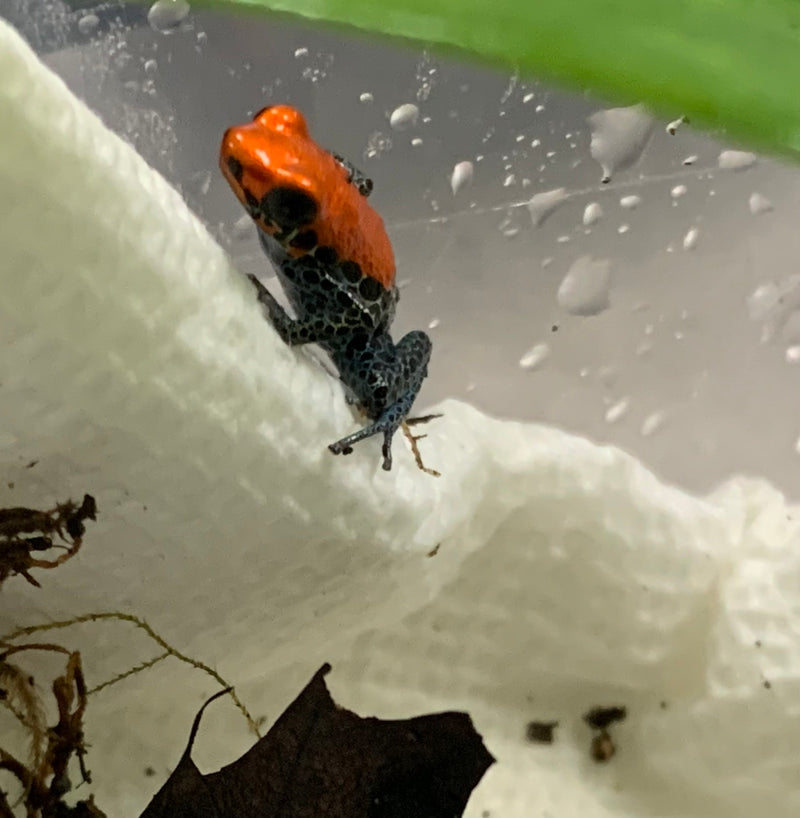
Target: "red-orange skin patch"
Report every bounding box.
[220,105,396,289]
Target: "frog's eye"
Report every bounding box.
[225,155,244,184]
[261,186,318,229]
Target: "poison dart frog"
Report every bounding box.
[220,105,434,471]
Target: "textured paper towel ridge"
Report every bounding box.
[1,18,799,818]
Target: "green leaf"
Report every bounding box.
[214,0,800,162]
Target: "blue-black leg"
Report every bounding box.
[331,152,374,197]
[247,274,334,346]
[329,330,433,470]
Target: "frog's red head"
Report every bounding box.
[220,105,395,288]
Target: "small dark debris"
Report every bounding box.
[755,640,762,648]
[583,705,626,764]
[551,325,559,332]
[659,700,668,710]
[583,705,626,731]
[144,767,156,777]
[763,680,772,690]
[427,543,441,558]
[26,460,38,469]
[525,720,558,744]
[481,811,491,818]
[590,731,616,763]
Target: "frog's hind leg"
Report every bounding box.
[328,330,432,470]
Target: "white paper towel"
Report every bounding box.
[1,18,799,818]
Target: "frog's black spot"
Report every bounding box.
[290,229,318,251]
[226,156,244,183]
[346,332,369,354]
[358,276,383,302]
[261,186,318,229]
[340,260,362,283]
[301,265,320,286]
[315,245,338,266]
[335,289,353,308]
[318,274,336,291]
[335,324,350,337]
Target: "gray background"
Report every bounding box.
[5,0,799,497]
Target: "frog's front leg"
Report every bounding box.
[247,274,332,346]
[331,151,374,197]
[329,330,433,470]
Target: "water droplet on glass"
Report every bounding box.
[450,161,474,195]
[747,282,780,321]
[557,256,612,316]
[666,115,687,135]
[147,0,190,33]
[683,226,699,251]
[527,187,567,227]
[359,92,374,103]
[682,155,698,166]
[785,346,800,363]
[519,342,551,371]
[671,184,687,199]
[605,397,630,424]
[557,234,571,243]
[641,411,666,436]
[232,213,252,240]
[187,169,211,197]
[77,13,99,34]
[618,224,630,234]
[523,92,535,103]
[749,192,773,215]
[428,317,440,329]
[503,173,517,187]
[583,202,603,226]
[620,194,641,209]
[294,47,308,57]
[718,149,757,171]
[531,138,541,148]
[364,131,392,159]
[588,103,653,183]
[143,58,158,74]
[389,103,419,131]
[541,257,553,268]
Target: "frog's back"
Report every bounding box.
[220,105,395,289]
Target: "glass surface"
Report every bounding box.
[4,0,798,497]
